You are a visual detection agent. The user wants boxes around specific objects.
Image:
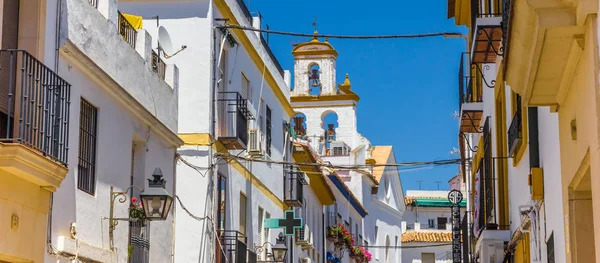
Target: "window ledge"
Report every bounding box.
[56,236,117,262]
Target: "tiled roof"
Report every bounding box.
[401,231,452,243]
[371,146,393,183]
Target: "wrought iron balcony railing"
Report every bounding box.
[0,50,71,165]
[151,50,166,80]
[217,92,253,150]
[477,117,498,232]
[118,11,137,49]
[501,0,511,60]
[508,107,522,156]
[218,230,248,263]
[284,165,308,207]
[128,221,150,263]
[458,52,482,110]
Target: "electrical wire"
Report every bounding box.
[355,243,452,249]
[217,24,463,40]
[217,153,462,169]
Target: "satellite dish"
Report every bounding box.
[158,26,174,56]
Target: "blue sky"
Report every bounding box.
[245,0,468,192]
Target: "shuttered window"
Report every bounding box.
[258,207,264,244]
[239,193,247,237]
[78,99,98,194]
[241,73,250,100]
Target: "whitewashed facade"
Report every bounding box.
[120,0,295,262]
[45,0,182,262]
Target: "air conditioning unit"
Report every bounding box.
[248,129,264,157]
[296,224,313,249]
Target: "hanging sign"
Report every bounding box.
[448,189,463,263]
[264,210,303,236]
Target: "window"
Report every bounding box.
[266,105,272,156]
[421,252,435,263]
[259,99,264,132]
[374,226,379,260]
[437,217,448,230]
[258,207,264,244]
[241,73,250,100]
[349,217,353,234]
[239,193,247,238]
[428,219,435,228]
[217,174,227,230]
[264,212,270,243]
[78,99,98,194]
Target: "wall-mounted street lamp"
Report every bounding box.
[107,168,172,250]
[255,232,288,262]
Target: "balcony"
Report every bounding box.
[284,165,309,207]
[474,117,499,236]
[458,52,483,133]
[502,0,587,106]
[118,11,137,49]
[470,0,502,64]
[217,92,253,150]
[218,230,248,263]
[0,50,71,165]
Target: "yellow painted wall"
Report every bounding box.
[556,16,600,263]
[0,170,51,263]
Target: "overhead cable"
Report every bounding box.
[217,24,463,40]
[217,153,462,169]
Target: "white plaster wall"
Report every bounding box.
[401,245,452,263]
[48,58,177,263]
[119,2,213,134]
[535,106,565,262]
[61,0,178,132]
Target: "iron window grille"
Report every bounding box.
[0,50,71,165]
[284,165,308,207]
[151,50,166,80]
[78,99,98,194]
[508,94,523,156]
[479,117,497,230]
[118,11,137,49]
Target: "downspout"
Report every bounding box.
[47,0,63,253]
[171,152,177,263]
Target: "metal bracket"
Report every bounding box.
[477,28,504,57]
[471,63,496,88]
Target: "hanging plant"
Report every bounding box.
[129,197,145,221]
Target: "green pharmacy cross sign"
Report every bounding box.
[265,210,303,236]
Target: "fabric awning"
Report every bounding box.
[414,198,466,207]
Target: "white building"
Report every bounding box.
[456,33,566,262]
[43,0,182,262]
[400,190,464,263]
[290,35,404,263]
[120,0,297,262]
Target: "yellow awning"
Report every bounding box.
[122,13,143,30]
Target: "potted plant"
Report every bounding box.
[129,197,146,222]
[362,247,372,262]
[349,246,364,262]
[342,229,354,247]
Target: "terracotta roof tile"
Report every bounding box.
[401,231,452,243]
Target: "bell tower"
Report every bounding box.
[291,32,338,96]
[290,34,361,154]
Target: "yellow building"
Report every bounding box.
[0,1,70,262]
[450,0,599,262]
